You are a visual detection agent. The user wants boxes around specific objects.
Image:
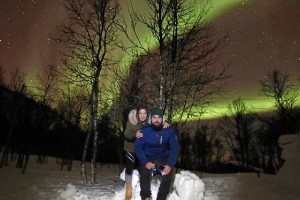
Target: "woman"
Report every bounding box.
[123,104,149,200]
[123,104,169,200]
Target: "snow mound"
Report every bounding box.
[113,169,218,200]
[59,183,88,200]
[170,170,205,200]
[57,169,219,200]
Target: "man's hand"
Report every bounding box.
[136,130,143,138]
[145,162,155,170]
[163,165,172,175]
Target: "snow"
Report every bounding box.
[113,169,216,200]
[56,168,220,200]
[1,134,300,200]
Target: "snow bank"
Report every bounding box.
[113,169,219,200]
[56,168,220,200]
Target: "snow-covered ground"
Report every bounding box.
[0,134,299,200]
[0,162,237,200]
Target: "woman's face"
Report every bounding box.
[138,108,148,122]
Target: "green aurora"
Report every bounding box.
[118,0,278,120]
[2,0,297,120]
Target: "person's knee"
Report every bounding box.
[162,173,172,182]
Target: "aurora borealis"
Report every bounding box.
[0,0,299,119]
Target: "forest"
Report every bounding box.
[1,0,300,187]
[1,68,300,176]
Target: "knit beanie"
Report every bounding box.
[150,106,163,118]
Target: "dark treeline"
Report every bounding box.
[1,82,300,175]
[0,85,119,172]
[0,85,82,171]
[177,110,300,175]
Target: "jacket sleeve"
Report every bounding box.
[134,137,148,165]
[167,128,179,167]
[124,121,136,142]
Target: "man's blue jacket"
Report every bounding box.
[134,124,179,167]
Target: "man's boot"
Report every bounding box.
[125,184,132,200]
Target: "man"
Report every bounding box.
[135,106,179,200]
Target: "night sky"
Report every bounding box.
[0,0,299,118]
[0,0,66,79]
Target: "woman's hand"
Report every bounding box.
[163,122,170,129]
[136,130,143,138]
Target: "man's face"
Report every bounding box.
[151,115,163,130]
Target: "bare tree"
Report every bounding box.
[54,0,121,185]
[1,68,27,168]
[192,125,217,171]
[10,65,60,170]
[30,65,60,106]
[9,68,26,93]
[219,98,256,168]
[0,72,27,168]
[0,65,6,86]
[258,69,299,173]
[57,85,89,129]
[121,0,229,124]
[254,122,282,173]
[54,85,89,171]
[260,69,298,132]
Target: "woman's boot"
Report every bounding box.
[125,184,132,200]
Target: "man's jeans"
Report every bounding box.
[139,157,172,200]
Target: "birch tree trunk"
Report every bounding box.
[81,129,92,184]
[90,78,100,185]
[55,0,122,184]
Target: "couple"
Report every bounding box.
[123,104,179,200]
